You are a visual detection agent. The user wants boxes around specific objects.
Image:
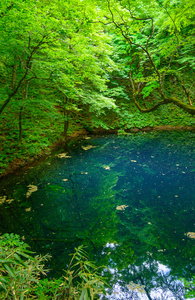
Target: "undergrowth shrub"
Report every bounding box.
[0,233,107,299]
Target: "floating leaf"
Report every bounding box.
[185,232,195,239]
[82,145,96,150]
[25,207,31,212]
[0,196,14,205]
[26,185,38,198]
[56,153,71,158]
[116,205,129,211]
[103,165,110,170]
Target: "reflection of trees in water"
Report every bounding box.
[102,256,185,300]
[0,167,120,276]
[0,132,194,296]
[98,142,194,300]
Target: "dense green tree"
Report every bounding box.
[0,0,195,175]
[0,0,115,120]
[0,0,116,172]
[99,0,195,115]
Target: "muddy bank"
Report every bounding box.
[92,125,195,134]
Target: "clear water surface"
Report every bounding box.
[0,132,195,299]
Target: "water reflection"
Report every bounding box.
[101,243,186,300]
[0,132,194,299]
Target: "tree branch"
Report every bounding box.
[0,35,51,115]
[182,82,194,106]
[134,95,195,115]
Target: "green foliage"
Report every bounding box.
[117,129,128,135]
[101,0,195,115]
[0,0,195,176]
[59,246,107,300]
[183,276,195,298]
[141,82,160,99]
[0,233,50,299]
[0,234,107,300]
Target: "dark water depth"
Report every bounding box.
[0,132,195,299]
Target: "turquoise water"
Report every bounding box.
[0,132,195,299]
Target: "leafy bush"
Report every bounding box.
[183,276,195,298]
[0,233,50,299]
[0,234,107,300]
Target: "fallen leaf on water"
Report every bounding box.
[82,145,96,150]
[25,207,31,212]
[116,205,129,211]
[185,232,195,239]
[6,199,14,204]
[63,179,68,182]
[103,165,110,170]
[26,185,38,198]
[56,153,71,158]
[0,196,14,205]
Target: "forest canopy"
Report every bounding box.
[0,0,195,174]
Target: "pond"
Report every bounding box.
[0,131,195,299]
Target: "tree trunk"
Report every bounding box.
[19,106,23,144]
[11,64,18,90]
[63,107,69,141]
[19,81,28,144]
[63,96,69,141]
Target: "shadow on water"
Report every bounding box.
[0,132,195,299]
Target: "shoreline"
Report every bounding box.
[0,125,194,179]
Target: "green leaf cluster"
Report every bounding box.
[0,234,107,299]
